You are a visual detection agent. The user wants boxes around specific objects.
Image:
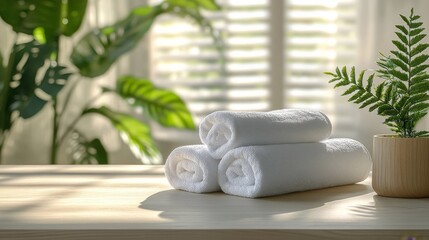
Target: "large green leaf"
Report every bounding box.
[19,65,72,119]
[0,0,87,39]
[116,76,195,129]
[70,130,108,165]
[82,106,161,164]
[7,40,71,119]
[71,5,163,78]
[8,41,50,117]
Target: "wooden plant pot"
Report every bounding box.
[372,134,429,198]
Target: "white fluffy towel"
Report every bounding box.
[199,109,332,159]
[165,145,221,193]
[218,138,371,198]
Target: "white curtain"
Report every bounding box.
[1,0,149,164]
[356,0,429,153]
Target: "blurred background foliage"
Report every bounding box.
[0,0,221,164]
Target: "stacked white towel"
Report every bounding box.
[164,109,371,197]
[199,109,332,159]
[218,139,371,198]
[165,145,220,193]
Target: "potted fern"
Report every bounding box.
[325,9,429,198]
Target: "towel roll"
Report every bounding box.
[165,145,221,193]
[199,109,332,159]
[218,138,371,198]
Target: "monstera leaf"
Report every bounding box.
[82,106,161,164]
[7,40,71,119]
[0,0,87,40]
[20,65,72,118]
[116,76,195,129]
[70,130,108,165]
[71,5,163,78]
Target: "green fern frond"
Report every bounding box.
[354,92,372,104]
[390,69,408,81]
[360,97,378,109]
[348,89,365,102]
[395,32,408,45]
[410,81,429,94]
[383,84,394,103]
[341,66,349,82]
[411,73,429,83]
[393,81,408,92]
[400,14,410,26]
[341,85,359,96]
[410,43,429,57]
[369,102,383,112]
[415,130,429,137]
[392,40,408,54]
[357,70,365,87]
[391,50,408,63]
[410,64,429,76]
[390,58,408,71]
[366,74,374,91]
[375,82,385,98]
[396,25,408,35]
[408,92,429,103]
[325,8,429,137]
[394,96,408,109]
[411,54,429,66]
[377,103,396,116]
[350,67,356,83]
[410,28,425,36]
[409,102,429,113]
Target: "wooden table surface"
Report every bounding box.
[0,165,429,240]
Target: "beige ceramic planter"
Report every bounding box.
[372,134,429,198]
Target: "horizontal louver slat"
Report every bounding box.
[150,0,270,127]
[150,0,357,140]
[285,0,358,138]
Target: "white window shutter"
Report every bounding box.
[149,0,358,140]
[150,0,270,125]
[284,0,358,137]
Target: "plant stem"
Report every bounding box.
[56,91,104,148]
[57,112,82,148]
[406,14,412,137]
[58,78,80,120]
[50,98,59,164]
[49,36,61,164]
[0,140,3,164]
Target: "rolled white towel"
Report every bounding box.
[218,138,371,198]
[199,109,332,159]
[165,145,221,193]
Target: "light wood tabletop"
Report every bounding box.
[0,165,428,240]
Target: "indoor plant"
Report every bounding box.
[325,9,429,198]
[0,0,221,164]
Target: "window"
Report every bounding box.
[150,0,358,140]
